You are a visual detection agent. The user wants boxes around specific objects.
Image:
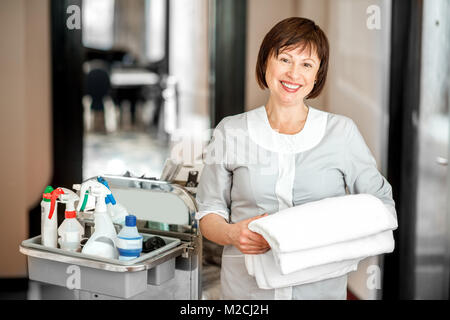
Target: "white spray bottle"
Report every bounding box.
[40,186,64,248]
[57,188,84,252]
[77,180,118,259]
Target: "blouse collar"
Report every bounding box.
[246,105,328,154]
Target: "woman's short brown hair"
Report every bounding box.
[256,17,329,99]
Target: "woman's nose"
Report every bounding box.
[286,64,304,81]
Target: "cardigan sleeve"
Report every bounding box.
[195,118,232,222]
[343,120,397,220]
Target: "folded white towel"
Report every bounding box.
[245,252,255,277]
[249,254,271,289]
[248,194,397,253]
[245,194,397,289]
[248,253,362,289]
[275,230,395,274]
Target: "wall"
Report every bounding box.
[0,0,52,277]
[326,0,391,171]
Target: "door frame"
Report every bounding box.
[383,0,423,300]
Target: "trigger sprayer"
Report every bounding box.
[48,187,64,220]
[97,177,116,205]
[77,180,118,259]
[58,187,79,216]
[75,177,128,224]
[40,186,64,248]
[76,180,110,213]
[97,177,128,225]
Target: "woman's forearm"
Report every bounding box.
[199,214,234,246]
[199,213,270,255]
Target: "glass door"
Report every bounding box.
[414,0,450,299]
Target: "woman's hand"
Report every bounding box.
[227,213,270,254]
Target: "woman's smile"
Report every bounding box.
[280,80,303,93]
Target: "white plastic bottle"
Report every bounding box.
[116,215,143,261]
[57,188,84,252]
[41,186,64,248]
[78,180,118,259]
[58,210,84,251]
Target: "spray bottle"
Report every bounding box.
[40,186,64,248]
[77,180,118,259]
[97,177,128,225]
[57,188,84,252]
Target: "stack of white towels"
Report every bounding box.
[245,194,398,289]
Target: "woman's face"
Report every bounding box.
[265,45,321,107]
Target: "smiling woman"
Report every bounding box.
[256,17,329,100]
[195,17,397,300]
[256,18,329,134]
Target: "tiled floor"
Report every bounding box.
[201,263,222,300]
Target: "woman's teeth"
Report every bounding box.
[281,81,301,89]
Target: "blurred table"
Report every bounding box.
[110,68,161,127]
[110,68,160,87]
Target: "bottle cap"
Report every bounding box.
[65,211,76,219]
[42,186,54,202]
[125,215,137,227]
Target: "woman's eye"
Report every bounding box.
[280,58,289,63]
[304,63,312,68]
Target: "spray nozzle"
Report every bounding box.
[58,187,80,218]
[73,183,90,212]
[76,180,112,213]
[48,187,64,220]
[97,177,116,205]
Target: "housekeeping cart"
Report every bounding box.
[19,175,202,300]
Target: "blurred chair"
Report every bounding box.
[84,64,112,133]
[111,84,145,128]
[144,59,167,127]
